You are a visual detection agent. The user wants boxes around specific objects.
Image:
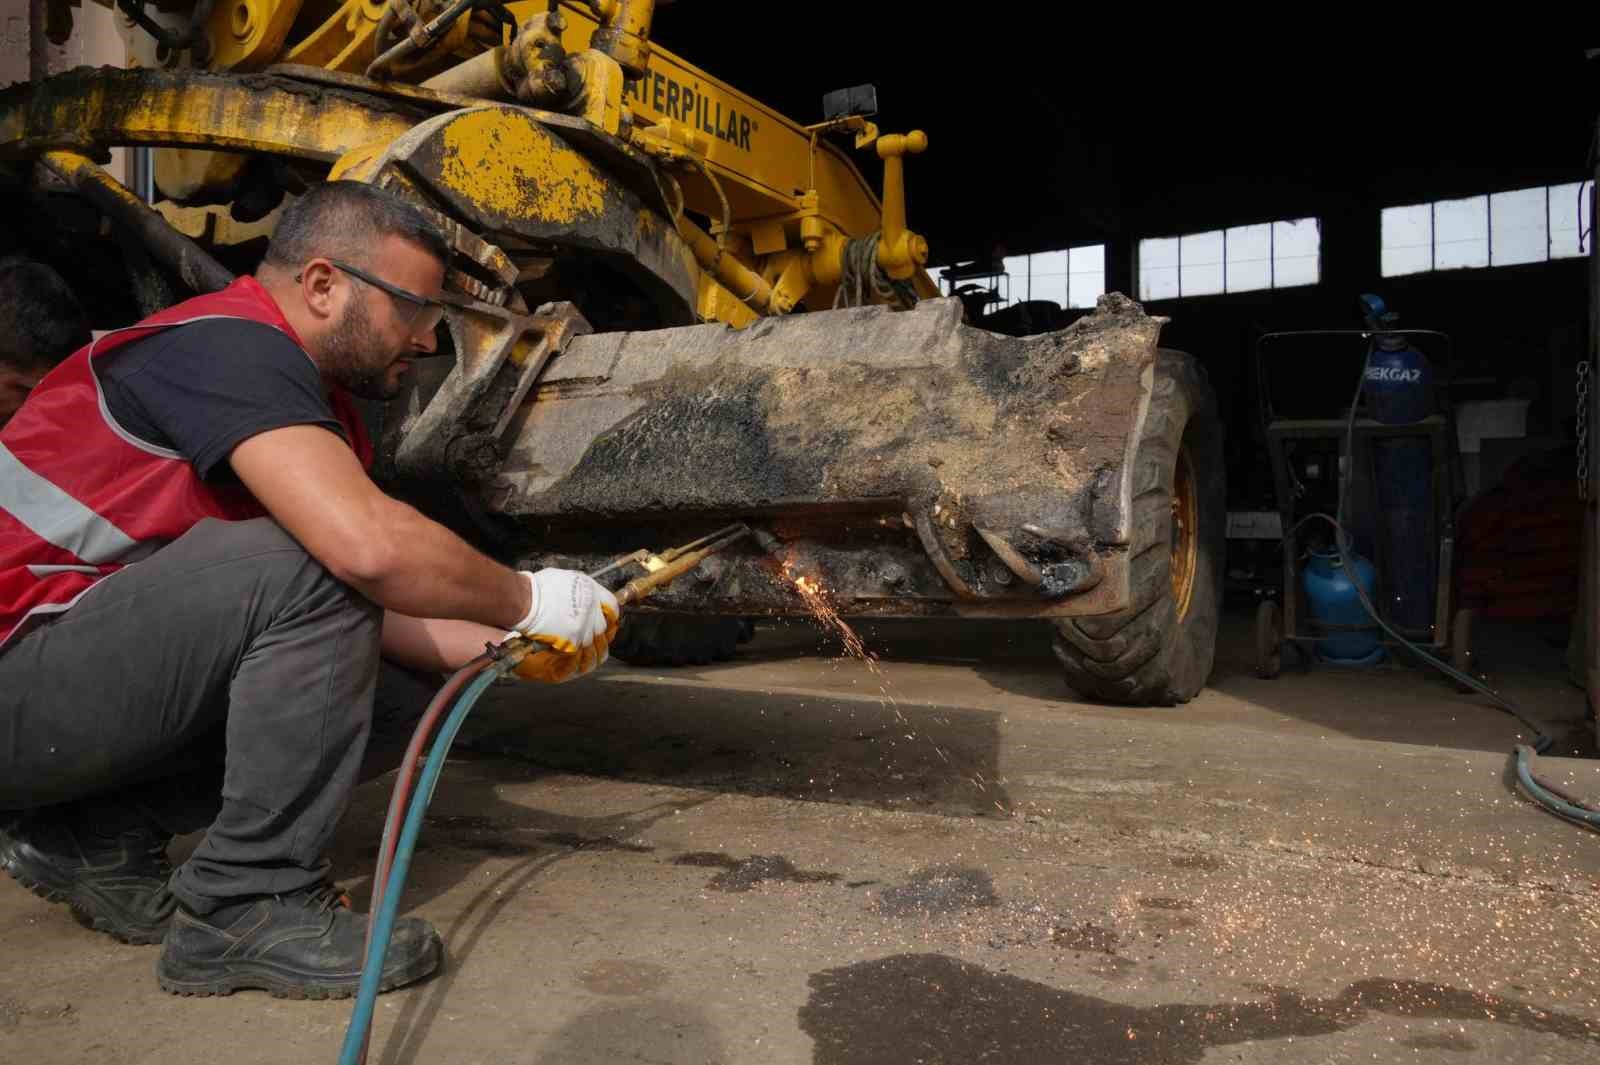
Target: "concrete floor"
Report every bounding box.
[4,608,1600,1064]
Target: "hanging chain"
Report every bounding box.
[1578,359,1591,501]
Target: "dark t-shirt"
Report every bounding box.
[95,319,346,481]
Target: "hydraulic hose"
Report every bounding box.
[1515,745,1600,829]
[339,663,506,1065]
[367,656,493,917]
[351,653,494,1064]
[339,525,752,1063]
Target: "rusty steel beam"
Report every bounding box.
[0,67,429,164]
[40,149,236,296]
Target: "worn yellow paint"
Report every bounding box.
[10,1,938,329]
[206,0,306,71]
[328,140,392,182]
[500,3,886,237]
[279,0,383,73]
[437,109,606,224]
[0,69,417,165]
[637,208,703,291]
[696,274,758,329]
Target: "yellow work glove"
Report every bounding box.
[507,569,622,684]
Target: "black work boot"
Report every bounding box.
[156,883,443,999]
[0,804,177,945]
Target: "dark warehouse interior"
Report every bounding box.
[645,28,1598,605]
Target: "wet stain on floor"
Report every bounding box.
[1141,914,1199,933]
[422,814,499,831]
[576,960,671,997]
[1137,897,1195,911]
[1052,922,1121,953]
[874,867,997,918]
[1084,954,1140,982]
[537,831,654,853]
[403,819,656,858]
[797,954,1599,1064]
[439,837,545,857]
[1136,896,1200,932]
[1170,853,1223,872]
[673,852,841,892]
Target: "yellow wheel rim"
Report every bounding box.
[1170,445,1198,622]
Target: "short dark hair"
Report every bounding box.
[262,181,450,272]
[0,259,91,371]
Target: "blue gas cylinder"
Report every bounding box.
[1364,336,1432,425]
[1365,334,1436,630]
[1302,548,1383,664]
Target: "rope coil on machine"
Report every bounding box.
[833,233,918,311]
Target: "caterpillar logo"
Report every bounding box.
[1366,367,1422,383]
[625,71,755,152]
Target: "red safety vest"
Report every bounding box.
[0,276,372,649]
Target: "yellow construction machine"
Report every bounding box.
[0,0,1225,704]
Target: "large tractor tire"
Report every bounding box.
[610,614,755,667]
[1051,350,1225,705]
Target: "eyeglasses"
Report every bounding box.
[298,259,446,335]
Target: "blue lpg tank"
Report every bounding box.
[1302,548,1383,664]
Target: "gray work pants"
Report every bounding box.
[0,517,431,913]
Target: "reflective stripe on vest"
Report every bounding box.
[0,441,140,564]
[0,277,371,648]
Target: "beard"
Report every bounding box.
[320,297,405,400]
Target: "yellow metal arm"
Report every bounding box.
[590,0,654,79]
[875,130,929,280]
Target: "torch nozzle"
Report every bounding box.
[600,524,753,607]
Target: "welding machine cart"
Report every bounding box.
[1253,328,1472,680]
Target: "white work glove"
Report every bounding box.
[507,568,622,684]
